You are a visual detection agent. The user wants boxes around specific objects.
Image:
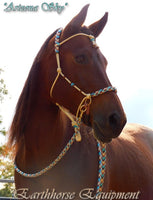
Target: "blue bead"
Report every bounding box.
[102,148,105,152]
[102,157,106,160]
[71,83,75,86]
[55,49,59,53]
[55,41,60,45]
[90,92,94,96]
[56,35,60,39]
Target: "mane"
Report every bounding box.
[8,29,57,155]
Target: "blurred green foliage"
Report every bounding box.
[0,68,14,197]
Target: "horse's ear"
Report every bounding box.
[88,12,108,38]
[62,4,89,38]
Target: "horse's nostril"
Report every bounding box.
[109,113,120,129]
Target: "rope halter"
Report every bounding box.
[50,28,117,142]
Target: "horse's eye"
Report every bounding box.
[75,54,88,64]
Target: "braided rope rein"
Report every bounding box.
[14,28,116,196]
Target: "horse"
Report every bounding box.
[8,5,153,200]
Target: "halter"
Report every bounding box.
[50,28,117,142]
[14,28,117,196]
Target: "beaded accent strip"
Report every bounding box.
[96,142,106,195]
[91,86,117,97]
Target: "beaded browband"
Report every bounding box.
[14,28,116,196]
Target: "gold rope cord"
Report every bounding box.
[50,31,97,142]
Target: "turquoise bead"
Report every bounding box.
[100,183,103,187]
[55,41,60,45]
[90,92,95,96]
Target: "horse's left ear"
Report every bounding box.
[88,12,108,38]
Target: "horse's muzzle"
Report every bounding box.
[82,108,126,143]
[92,111,127,143]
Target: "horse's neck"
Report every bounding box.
[17,102,73,173]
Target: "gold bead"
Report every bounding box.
[76,133,81,142]
[57,68,61,73]
[86,94,91,99]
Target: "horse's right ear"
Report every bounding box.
[62,4,89,39]
[88,12,108,38]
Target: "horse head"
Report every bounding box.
[45,5,126,143]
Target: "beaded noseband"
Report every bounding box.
[14,28,117,196]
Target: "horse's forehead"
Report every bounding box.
[80,26,93,35]
[60,26,93,41]
[70,37,92,48]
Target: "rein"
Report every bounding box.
[14,28,117,196]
